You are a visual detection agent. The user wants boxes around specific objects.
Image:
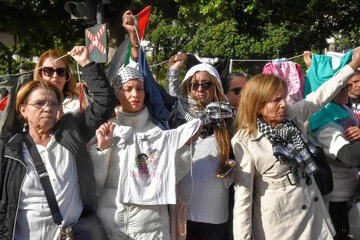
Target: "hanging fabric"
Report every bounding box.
[262,60,304,105]
[305,50,353,131]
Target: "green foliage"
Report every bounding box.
[136,0,360,76]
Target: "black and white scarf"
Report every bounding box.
[177,94,233,126]
[257,116,318,176]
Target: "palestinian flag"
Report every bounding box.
[0,95,8,111]
[106,6,151,82]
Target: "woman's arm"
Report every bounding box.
[71,46,117,142]
[166,54,187,97]
[232,136,255,240]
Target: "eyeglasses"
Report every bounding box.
[229,87,242,95]
[188,81,213,91]
[42,67,68,77]
[26,100,60,109]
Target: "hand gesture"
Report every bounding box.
[70,46,91,67]
[122,10,137,34]
[303,51,312,68]
[169,53,187,70]
[344,126,360,142]
[96,122,115,150]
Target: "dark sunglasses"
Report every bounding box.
[42,67,68,77]
[229,87,242,95]
[188,81,213,91]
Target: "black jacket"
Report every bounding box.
[0,62,117,240]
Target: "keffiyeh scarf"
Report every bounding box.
[257,116,318,176]
[177,94,233,126]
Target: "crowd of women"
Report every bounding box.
[1,8,360,240]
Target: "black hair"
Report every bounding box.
[222,72,246,93]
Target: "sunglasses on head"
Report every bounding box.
[188,81,213,91]
[42,67,68,78]
[229,87,242,95]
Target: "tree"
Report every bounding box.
[135,0,360,76]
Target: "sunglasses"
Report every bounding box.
[229,87,242,95]
[42,67,68,77]
[188,81,213,91]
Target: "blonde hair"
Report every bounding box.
[234,74,287,138]
[16,80,64,125]
[34,49,86,107]
[182,72,230,173]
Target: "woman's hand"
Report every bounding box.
[70,46,91,67]
[216,159,237,179]
[169,53,187,70]
[122,10,137,34]
[344,126,360,142]
[303,51,312,68]
[349,47,360,71]
[96,122,115,150]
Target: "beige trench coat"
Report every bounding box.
[232,65,355,240]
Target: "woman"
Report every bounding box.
[231,48,360,240]
[0,46,117,240]
[90,66,201,240]
[34,49,86,114]
[172,64,234,240]
[310,84,360,240]
[124,10,234,239]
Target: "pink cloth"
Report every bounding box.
[263,61,304,105]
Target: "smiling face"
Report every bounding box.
[41,57,68,92]
[117,79,145,113]
[19,87,61,133]
[259,89,287,128]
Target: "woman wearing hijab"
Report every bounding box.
[90,65,201,240]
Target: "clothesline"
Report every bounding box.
[14,52,304,76]
[231,54,304,62]
[15,52,72,77]
[148,53,304,68]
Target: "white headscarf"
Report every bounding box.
[181,63,224,92]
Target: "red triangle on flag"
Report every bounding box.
[0,95,8,111]
[136,6,151,40]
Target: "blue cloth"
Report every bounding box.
[305,50,353,131]
[138,48,170,130]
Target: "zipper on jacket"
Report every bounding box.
[6,155,28,240]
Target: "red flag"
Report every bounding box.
[136,6,151,40]
[0,95,8,111]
